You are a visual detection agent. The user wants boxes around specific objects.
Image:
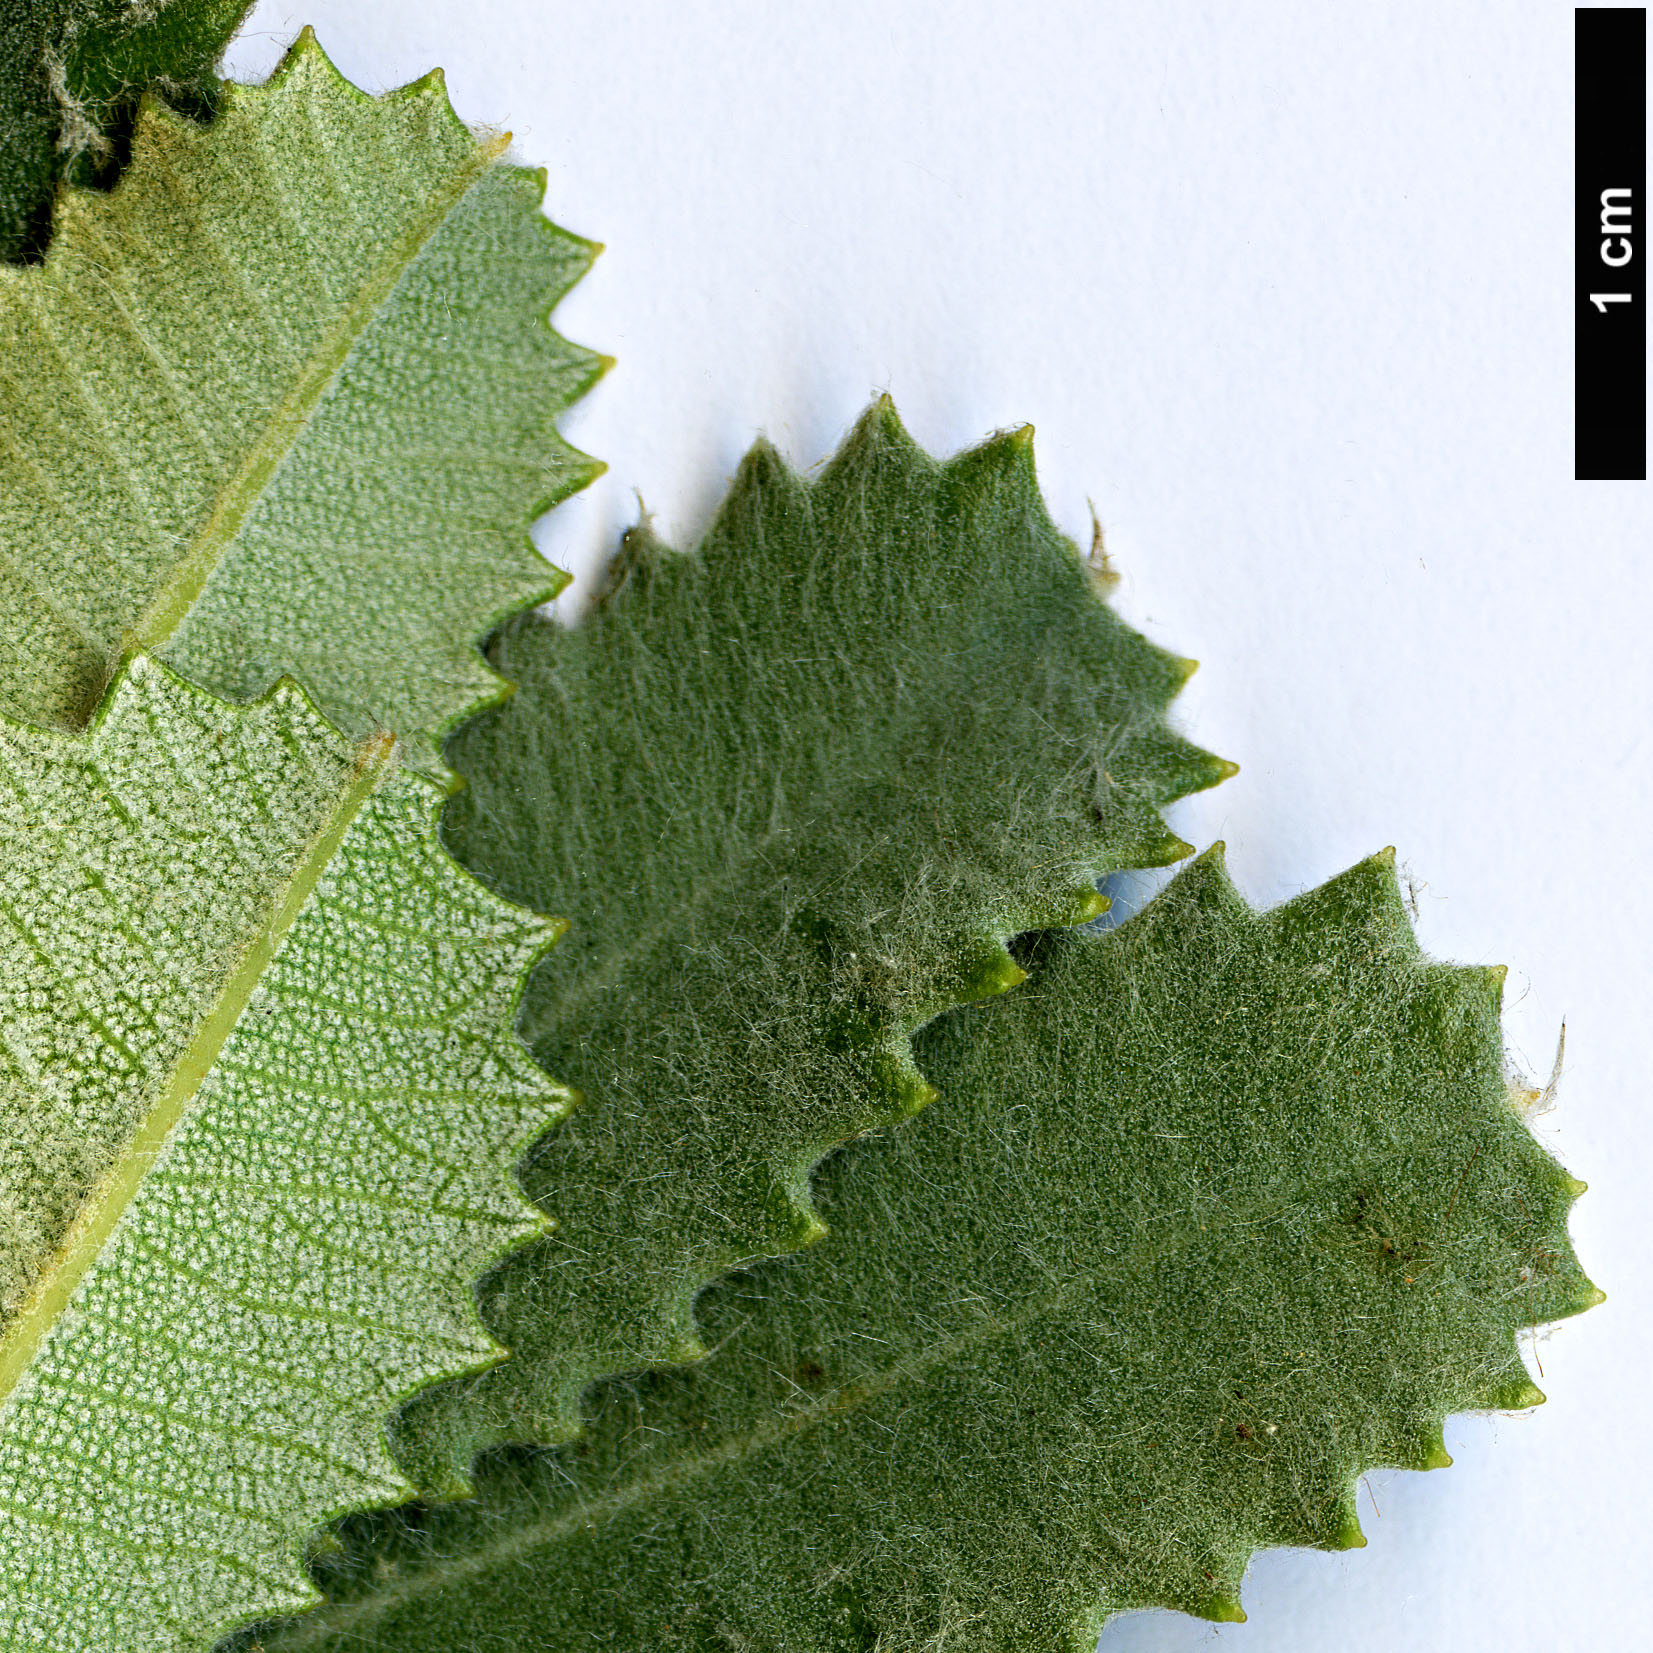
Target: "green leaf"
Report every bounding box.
[0,28,604,764]
[397,401,1232,1485]
[249,847,1596,1652]
[0,655,569,1649]
[1,1,253,263]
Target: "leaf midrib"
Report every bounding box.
[123,108,508,668]
[0,731,394,1409]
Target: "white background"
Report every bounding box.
[226,4,1647,1648]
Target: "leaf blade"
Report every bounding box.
[0,30,603,761]
[253,848,1595,1650]
[400,403,1232,1483]
[0,658,570,1648]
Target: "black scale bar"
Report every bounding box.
[1577,8,1647,480]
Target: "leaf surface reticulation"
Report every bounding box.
[0,656,569,1650]
[0,29,604,765]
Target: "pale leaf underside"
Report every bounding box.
[0,659,569,1650]
[251,849,1596,1652]
[0,29,604,761]
[400,402,1234,1483]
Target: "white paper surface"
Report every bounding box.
[224,4,1647,1648]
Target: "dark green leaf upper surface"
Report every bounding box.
[403,403,1230,1482]
[250,848,1595,1652]
[0,1,252,262]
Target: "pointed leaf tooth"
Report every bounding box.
[591,517,671,606]
[1014,884,1116,933]
[761,1159,834,1251]
[1192,1591,1247,1624]
[826,391,927,479]
[1192,835,1231,871]
[787,1207,832,1247]
[943,419,1048,521]
[1077,885,1113,921]
[1489,1378,1548,1412]
[1289,841,1410,924]
[951,938,1030,1004]
[1527,1274,1606,1324]
[1331,1497,1370,1549]
[283,20,323,65]
[1137,836,1239,921]
[1153,828,1199,864]
[873,1048,943,1121]
[704,435,815,568]
[736,430,794,490]
[1030,883,1113,928]
[1105,726,1236,812]
[1414,1432,1455,1471]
